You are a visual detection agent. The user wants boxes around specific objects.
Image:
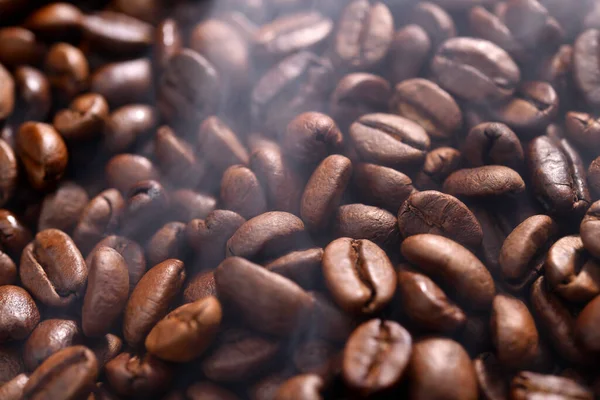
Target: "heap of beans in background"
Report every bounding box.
[3,0,600,398]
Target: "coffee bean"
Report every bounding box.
[0,209,32,258]
[23,346,98,400]
[24,3,83,40]
[473,353,508,400]
[186,382,241,400]
[183,270,217,304]
[104,352,173,397]
[0,285,39,342]
[349,113,430,168]
[389,24,431,84]
[412,2,456,48]
[265,248,324,290]
[545,235,600,304]
[38,181,89,233]
[123,258,185,348]
[397,265,466,333]
[537,44,574,99]
[12,66,51,123]
[103,104,158,154]
[198,116,249,171]
[154,18,183,74]
[323,238,396,314]
[408,338,478,400]
[20,229,87,308]
[334,204,400,250]
[53,93,109,141]
[146,222,187,266]
[87,333,122,369]
[574,29,600,108]
[502,0,563,52]
[464,122,524,170]
[169,190,216,222]
[0,27,44,68]
[275,374,325,400]
[23,319,81,371]
[0,373,28,400]
[0,252,16,285]
[215,257,314,335]
[566,111,600,151]
[414,147,462,190]
[44,42,89,101]
[431,37,520,104]
[82,11,154,55]
[0,139,17,207]
[589,157,600,199]
[575,294,600,354]
[155,126,205,189]
[90,58,152,107]
[146,296,222,362]
[120,179,170,240]
[398,190,483,248]
[510,371,593,400]
[401,234,495,310]
[293,339,338,379]
[0,63,14,122]
[17,122,68,190]
[220,165,267,220]
[73,189,124,254]
[334,0,394,70]
[444,166,525,198]
[111,0,164,23]
[353,163,414,212]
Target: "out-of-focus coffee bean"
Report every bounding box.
[24,3,83,40]
[111,0,164,24]
[87,333,122,369]
[0,373,28,400]
[186,382,241,400]
[444,166,525,198]
[146,222,187,266]
[73,189,124,254]
[575,295,600,354]
[0,209,32,258]
[309,292,355,342]
[90,59,152,107]
[53,93,109,141]
[154,19,182,74]
[105,352,173,398]
[589,157,600,199]
[38,181,89,233]
[510,371,593,400]
[155,126,205,189]
[264,248,323,290]
[389,24,431,84]
[334,204,400,250]
[414,147,462,190]
[0,285,39,342]
[275,374,325,400]
[221,165,267,220]
[183,270,217,304]
[463,122,524,170]
[293,339,338,379]
[105,154,159,194]
[0,139,17,207]
[0,63,14,122]
[473,353,508,400]
[574,29,600,108]
[538,44,574,99]
[44,42,89,101]
[23,319,81,371]
[103,104,157,154]
[12,66,51,123]
[82,11,154,55]
[353,163,414,212]
[412,2,456,48]
[0,27,44,68]
[566,111,600,151]
[0,252,16,285]
[198,116,249,171]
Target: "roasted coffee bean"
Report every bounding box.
[397,265,467,333]
[0,209,32,258]
[329,74,391,131]
[20,229,87,308]
[146,296,222,362]
[412,2,456,48]
[154,18,183,73]
[22,346,98,400]
[24,3,83,39]
[82,246,129,337]
[589,157,600,199]
[111,0,164,23]
[308,292,355,342]
[201,329,281,382]
[0,285,39,342]
[353,163,414,212]
[431,37,520,104]
[38,181,88,233]
[87,333,122,369]
[528,135,591,217]
[146,222,187,266]
[82,11,154,55]
[349,113,430,168]
[265,248,323,290]
[334,0,394,70]
[538,44,574,99]
[183,270,217,304]
[444,166,525,198]
[104,104,158,154]
[275,374,325,400]
[105,352,173,398]
[105,154,159,194]
[0,27,44,68]
[391,78,462,140]
[73,189,124,254]
[169,190,216,222]
[123,258,185,348]
[221,165,267,219]
[510,371,593,400]
[185,382,241,400]
[473,353,508,400]
[215,257,314,335]
[398,190,483,248]
[545,235,600,303]
[23,319,81,371]
[155,126,205,189]
[293,339,338,378]
[0,373,28,400]
[0,139,17,207]
[401,234,495,310]
[581,200,600,258]
[414,147,462,190]
[464,122,524,170]
[198,116,249,171]
[334,204,400,250]
[501,0,563,52]
[53,93,109,141]
[389,24,431,84]
[0,63,14,121]
[301,155,352,230]
[16,122,68,190]
[566,111,600,151]
[343,319,412,396]
[576,293,600,354]
[0,252,16,285]
[159,49,219,124]
[12,66,51,123]
[44,42,88,101]
[90,58,152,107]
[120,180,170,240]
[323,238,396,314]
[574,29,600,108]
[408,338,478,400]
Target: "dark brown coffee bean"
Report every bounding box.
[444,166,526,198]
[73,189,124,254]
[353,163,414,212]
[275,374,325,400]
[334,204,400,250]
[120,180,170,240]
[510,371,593,400]
[391,78,462,140]
[397,265,466,333]
[283,112,344,166]
[105,154,159,194]
[589,157,600,199]
[170,190,216,223]
[389,24,431,84]
[44,42,88,101]
[0,27,44,68]
[82,11,154,55]
[408,338,478,400]
[323,238,396,314]
[473,353,508,400]
[23,346,98,400]
[146,222,187,266]
[398,190,483,248]
[123,258,185,348]
[401,234,495,310]
[184,381,241,400]
[575,293,600,355]
[250,372,292,400]
[0,285,39,342]
[412,2,456,48]
[82,246,129,337]
[566,111,600,151]
[0,373,28,400]
[201,329,281,382]
[226,211,305,260]
[221,165,267,220]
[155,126,205,189]
[87,333,122,369]
[90,58,152,107]
[334,0,394,70]
[0,139,17,207]
[0,251,16,285]
[38,181,89,233]
[265,248,323,290]
[464,122,524,170]
[431,37,520,104]
[183,270,217,304]
[159,49,219,124]
[545,235,600,304]
[12,66,51,123]
[20,229,87,308]
[581,200,600,257]
[104,104,157,154]
[349,113,430,168]
[198,116,249,171]
[24,3,83,39]
[111,0,164,23]
[215,257,314,335]
[330,74,391,131]
[0,63,14,121]
[146,296,222,362]
[528,135,591,217]
[0,209,32,258]
[293,339,338,379]
[23,319,81,371]
[17,122,68,190]
[414,147,462,190]
[154,18,183,73]
[53,93,109,141]
[574,29,600,108]
[105,352,173,398]
[309,292,355,342]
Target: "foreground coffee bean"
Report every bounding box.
[510,371,593,400]
[0,285,40,343]
[334,204,400,250]
[463,122,524,171]
[23,319,81,371]
[443,165,526,198]
[0,373,28,400]
[352,163,414,212]
[104,352,173,397]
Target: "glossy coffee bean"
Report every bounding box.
[105,352,173,397]
[414,147,462,190]
[444,166,525,198]
[220,165,267,220]
[0,373,28,400]
[82,11,153,55]
[323,238,396,314]
[0,285,40,342]
[12,66,51,123]
[510,371,593,400]
[105,153,159,194]
[44,42,89,101]
[24,3,83,39]
[0,27,44,68]
[275,374,325,400]
[90,59,152,108]
[589,157,600,199]
[38,181,89,233]
[575,294,600,353]
[463,122,524,170]
[53,92,109,141]
[20,229,87,308]
[146,222,187,266]
[0,63,14,121]
[104,104,158,154]
[352,163,414,212]
[23,319,81,371]
[73,189,124,254]
[0,209,32,258]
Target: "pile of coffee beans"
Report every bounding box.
[3,0,600,398]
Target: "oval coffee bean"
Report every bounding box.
[398,190,483,248]
[389,24,431,84]
[510,371,593,400]
[155,127,205,189]
[73,189,124,254]
[82,11,153,55]
[566,111,600,150]
[146,222,187,267]
[12,66,50,123]
[352,163,415,212]
[463,122,524,170]
[215,257,314,335]
[0,209,32,258]
[0,285,40,343]
[198,116,249,171]
[443,166,525,198]
[0,27,44,69]
[414,147,462,190]
[82,246,129,337]
[105,352,173,397]
[0,252,16,285]
[283,112,344,166]
[0,62,15,121]
[334,204,400,250]
[575,295,600,354]
[275,374,325,400]
[105,153,159,194]
[411,2,456,48]
[19,229,87,308]
[23,319,81,371]
[38,181,89,233]
[580,200,600,259]
[220,165,267,220]
[574,29,600,108]
[183,271,216,305]
[88,333,122,369]
[265,248,324,290]
[123,259,185,348]
[44,42,89,101]
[103,104,157,154]
[24,3,83,39]
[90,59,152,107]
[401,234,495,310]
[343,319,412,396]
[0,139,18,207]
[323,238,396,314]
[53,93,108,142]
[146,296,222,362]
